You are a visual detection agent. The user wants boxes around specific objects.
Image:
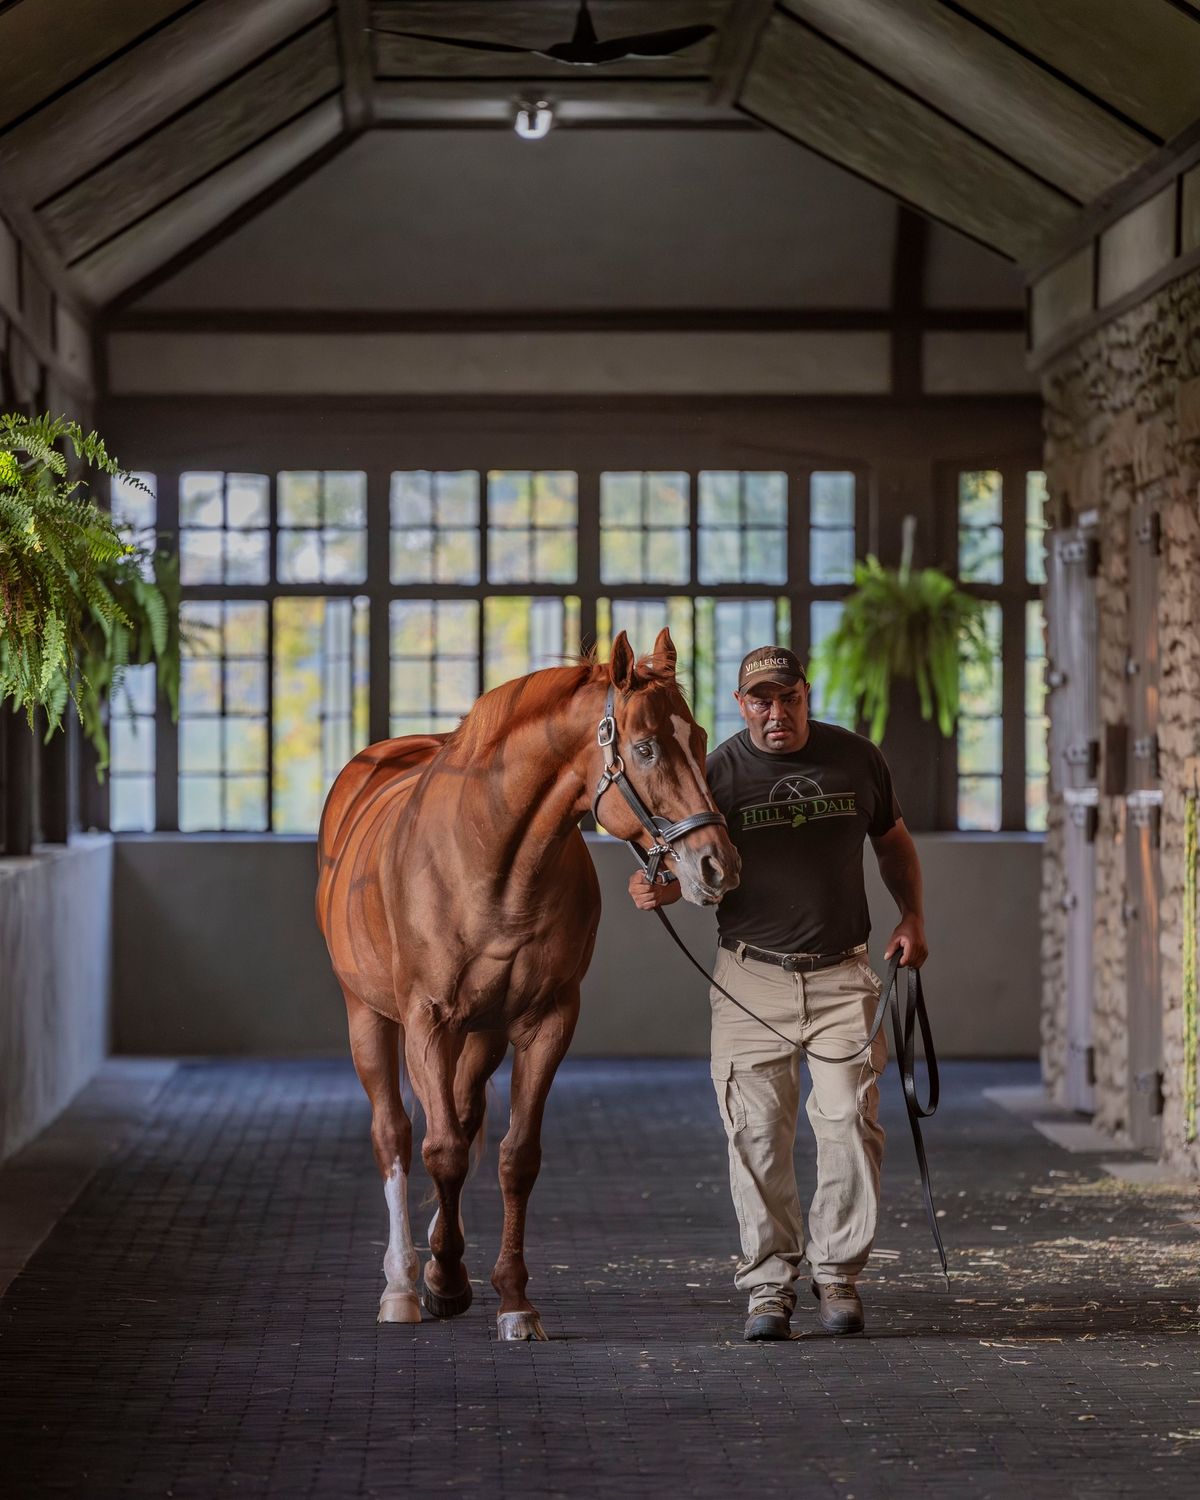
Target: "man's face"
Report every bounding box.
[735,679,811,754]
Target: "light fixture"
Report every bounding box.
[514,99,554,140]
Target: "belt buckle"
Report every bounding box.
[782,953,801,973]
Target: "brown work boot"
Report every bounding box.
[812,1279,864,1334]
[744,1297,793,1342]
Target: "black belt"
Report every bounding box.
[719,937,867,974]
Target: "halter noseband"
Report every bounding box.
[591,683,726,884]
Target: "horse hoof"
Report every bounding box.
[420,1278,474,1319]
[496,1311,548,1342]
[378,1290,421,1324]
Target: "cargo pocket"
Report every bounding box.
[710,1058,746,1134]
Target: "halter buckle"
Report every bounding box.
[597,715,616,749]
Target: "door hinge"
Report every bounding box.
[1133,1069,1165,1116]
[1135,511,1162,554]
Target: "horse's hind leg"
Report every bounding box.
[343,986,420,1324]
[493,993,579,1342]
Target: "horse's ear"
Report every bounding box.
[652,628,677,677]
[609,631,638,692]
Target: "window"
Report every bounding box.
[179,602,269,831]
[180,471,269,584]
[390,600,479,737]
[698,471,786,584]
[696,598,791,746]
[391,471,479,585]
[810,471,856,584]
[277,471,366,584]
[1026,470,1048,585]
[487,471,576,582]
[1025,601,1048,832]
[958,470,1003,584]
[484,596,580,689]
[952,466,1046,831]
[809,600,854,730]
[957,603,1002,831]
[600,471,688,583]
[108,472,157,832]
[106,463,874,833]
[273,597,369,833]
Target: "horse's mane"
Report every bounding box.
[448,651,677,757]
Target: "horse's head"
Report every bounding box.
[596,629,741,906]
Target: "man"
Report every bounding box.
[628,646,927,1342]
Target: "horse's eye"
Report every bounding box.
[633,740,656,762]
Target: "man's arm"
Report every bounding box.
[870,818,928,967]
[627,868,684,911]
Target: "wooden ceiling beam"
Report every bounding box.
[84,100,347,311]
[740,11,1078,264]
[707,0,776,108]
[949,0,1200,141]
[0,0,330,204]
[780,0,1152,200]
[39,19,341,267]
[336,0,376,134]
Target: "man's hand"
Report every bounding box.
[627,869,684,911]
[885,914,928,968]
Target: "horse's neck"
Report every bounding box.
[437,696,596,889]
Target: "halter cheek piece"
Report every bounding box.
[591,684,726,884]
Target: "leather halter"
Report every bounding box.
[591,683,726,884]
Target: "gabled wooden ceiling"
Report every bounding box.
[2,0,1200,313]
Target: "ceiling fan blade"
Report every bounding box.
[589,24,716,62]
[372,28,533,56]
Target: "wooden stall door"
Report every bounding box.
[1124,496,1163,1151]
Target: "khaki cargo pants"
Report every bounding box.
[709,944,887,1311]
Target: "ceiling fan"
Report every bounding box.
[372,0,717,66]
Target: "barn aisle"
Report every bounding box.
[0,1059,1194,1498]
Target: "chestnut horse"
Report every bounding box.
[316,630,740,1340]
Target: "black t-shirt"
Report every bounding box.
[704,721,902,955]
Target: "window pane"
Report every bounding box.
[1026,470,1048,585]
[693,597,789,744]
[391,473,479,585]
[390,599,480,736]
[179,601,270,832]
[597,597,695,703]
[273,597,370,834]
[181,472,270,585]
[810,601,854,729]
[698,471,787,584]
[958,470,1003,583]
[957,601,1002,830]
[810,472,856,585]
[1026,599,1048,831]
[277,472,367,584]
[810,528,854,585]
[601,472,689,584]
[108,661,157,832]
[484,596,581,690]
[111,471,156,537]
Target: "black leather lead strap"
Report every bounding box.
[651,905,948,1278]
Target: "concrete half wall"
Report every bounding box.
[0,836,113,1161]
[114,833,1040,1060]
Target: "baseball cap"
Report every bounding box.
[737,645,806,696]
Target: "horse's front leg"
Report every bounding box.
[405,1018,474,1318]
[493,991,579,1342]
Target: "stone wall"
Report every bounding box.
[1042,269,1200,1176]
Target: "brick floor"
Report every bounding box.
[0,1059,1196,1498]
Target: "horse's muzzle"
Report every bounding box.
[675,833,741,906]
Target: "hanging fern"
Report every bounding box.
[1,412,180,770]
[813,523,996,744]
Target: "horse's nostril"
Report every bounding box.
[700,854,724,887]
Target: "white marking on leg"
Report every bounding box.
[379,1158,421,1323]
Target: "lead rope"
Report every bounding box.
[645,882,948,1279]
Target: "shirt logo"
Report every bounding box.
[738,793,858,832]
